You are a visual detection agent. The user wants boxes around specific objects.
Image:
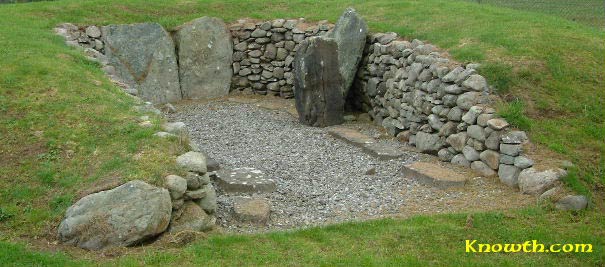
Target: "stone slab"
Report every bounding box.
[402,162,468,188]
[215,167,276,194]
[362,143,405,160]
[233,197,271,224]
[328,126,375,146]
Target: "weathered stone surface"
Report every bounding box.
[555,195,588,211]
[461,106,483,125]
[169,201,215,233]
[438,148,455,162]
[185,172,202,190]
[402,162,468,188]
[485,131,501,150]
[103,23,181,104]
[415,132,444,154]
[487,118,509,130]
[501,130,528,144]
[462,146,480,161]
[362,143,405,160]
[293,37,344,127]
[58,180,171,250]
[514,156,534,169]
[467,125,486,141]
[462,74,487,91]
[498,164,521,187]
[456,92,484,110]
[451,154,470,167]
[471,161,496,176]
[162,122,186,134]
[326,7,368,96]
[176,152,207,174]
[518,168,566,195]
[500,144,522,156]
[165,175,187,200]
[479,150,500,170]
[233,197,271,224]
[196,184,217,214]
[446,132,467,152]
[86,26,101,38]
[328,126,375,146]
[215,167,276,194]
[175,17,233,100]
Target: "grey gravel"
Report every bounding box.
[170,101,421,232]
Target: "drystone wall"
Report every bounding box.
[350,32,535,186]
[228,19,333,98]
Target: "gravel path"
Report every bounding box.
[169,99,532,233]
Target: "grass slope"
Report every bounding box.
[0,0,603,265]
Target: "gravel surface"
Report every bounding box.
[169,99,532,233]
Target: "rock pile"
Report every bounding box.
[228,18,333,98]
[351,33,537,186]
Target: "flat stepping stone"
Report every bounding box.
[233,197,271,224]
[328,126,375,146]
[215,167,276,194]
[402,162,468,188]
[362,143,405,160]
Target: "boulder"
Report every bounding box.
[233,197,271,224]
[58,180,171,250]
[293,37,345,127]
[415,132,444,154]
[169,201,215,233]
[176,152,207,174]
[325,7,368,96]
[471,161,496,176]
[102,23,181,104]
[451,154,470,167]
[479,150,500,170]
[518,168,566,195]
[462,146,480,161]
[555,195,589,211]
[174,17,233,100]
[165,175,187,200]
[446,132,468,152]
[498,164,520,187]
[196,184,217,214]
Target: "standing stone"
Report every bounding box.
[325,7,368,96]
[58,180,171,250]
[103,23,181,104]
[175,17,233,100]
[293,37,344,127]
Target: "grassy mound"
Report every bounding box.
[0,0,603,265]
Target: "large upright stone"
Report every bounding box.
[326,7,368,96]
[175,17,233,100]
[58,180,171,250]
[102,23,181,104]
[293,37,344,127]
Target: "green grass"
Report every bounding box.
[0,0,603,265]
[2,208,603,266]
[459,0,605,29]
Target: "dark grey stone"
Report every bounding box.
[293,37,344,127]
[325,7,368,96]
